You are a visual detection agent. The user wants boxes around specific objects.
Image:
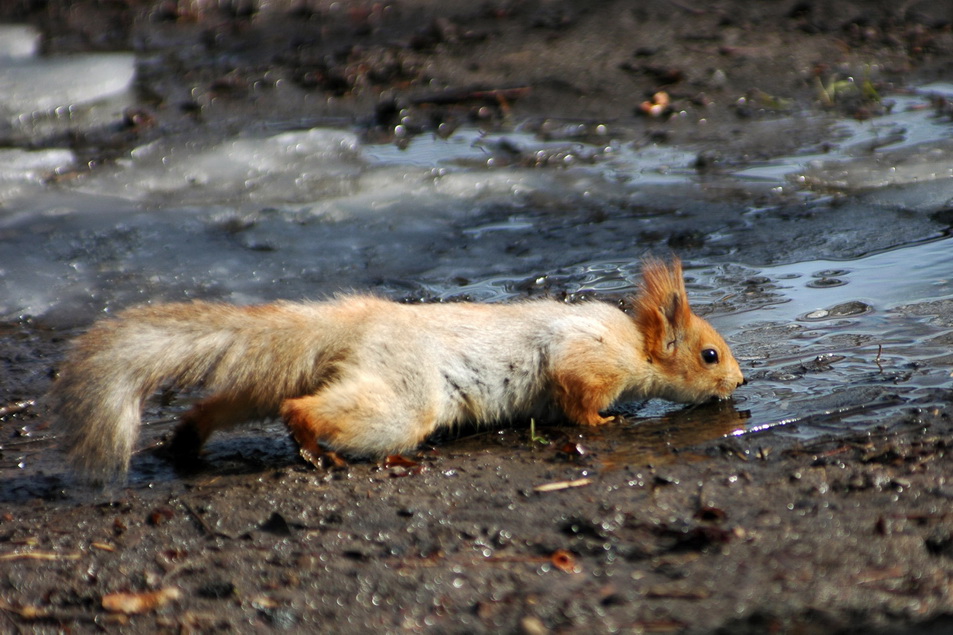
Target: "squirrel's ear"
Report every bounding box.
[657,290,688,351]
[633,258,691,354]
[661,290,683,330]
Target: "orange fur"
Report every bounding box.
[552,337,628,426]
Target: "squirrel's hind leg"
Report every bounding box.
[168,393,259,463]
[280,379,431,464]
[280,393,343,468]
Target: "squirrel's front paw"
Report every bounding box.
[580,413,616,426]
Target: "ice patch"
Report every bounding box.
[79,129,365,207]
[0,25,40,59]
[73,128,570,216]
[0,53,136,117]
[790,85,953,192]
[0,148,75,207]
[798,140,953,191]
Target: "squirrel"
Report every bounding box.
[49,258,745,482]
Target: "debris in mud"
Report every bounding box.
[555,441,588,461]
[383,454,423,472]
[147,506,174,526]
[638,91,673,118]
[549,549,581,574]
[0,550,80,562]
[533,477,592,493]
[259,511,293,536]
[101,587,182,615]
[0,400,34,418]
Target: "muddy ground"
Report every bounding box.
[2,1,953,632]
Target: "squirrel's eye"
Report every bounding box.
[701,348,719,364]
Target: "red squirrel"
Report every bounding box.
[50,258,745,481]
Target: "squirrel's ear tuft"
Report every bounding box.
[633,257,691,354]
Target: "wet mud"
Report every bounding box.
[2,1,953,632]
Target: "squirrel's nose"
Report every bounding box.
[738,377,747,388]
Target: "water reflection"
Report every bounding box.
[600,400,751,469]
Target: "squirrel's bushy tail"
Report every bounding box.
[50,301,339,482]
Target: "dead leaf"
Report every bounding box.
[148,507,174,526]
[557,442,588,458]
[384,454,425,476]
[384,454,420,468]
[102,587,182,615]
[550,549,581,573]
[0,598,48,619]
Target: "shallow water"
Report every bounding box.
[1,27,952,483]
[722,236,953,436]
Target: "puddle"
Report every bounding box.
[722,236,953,440]
[1,35,952,483]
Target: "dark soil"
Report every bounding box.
[2,1,953,632]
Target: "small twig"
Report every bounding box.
[534,477,592,493]
[875,344,884,373]
[181,501,233,539]
[0,437,56,449]
[0,551,81,562]
[0,400,34,418]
